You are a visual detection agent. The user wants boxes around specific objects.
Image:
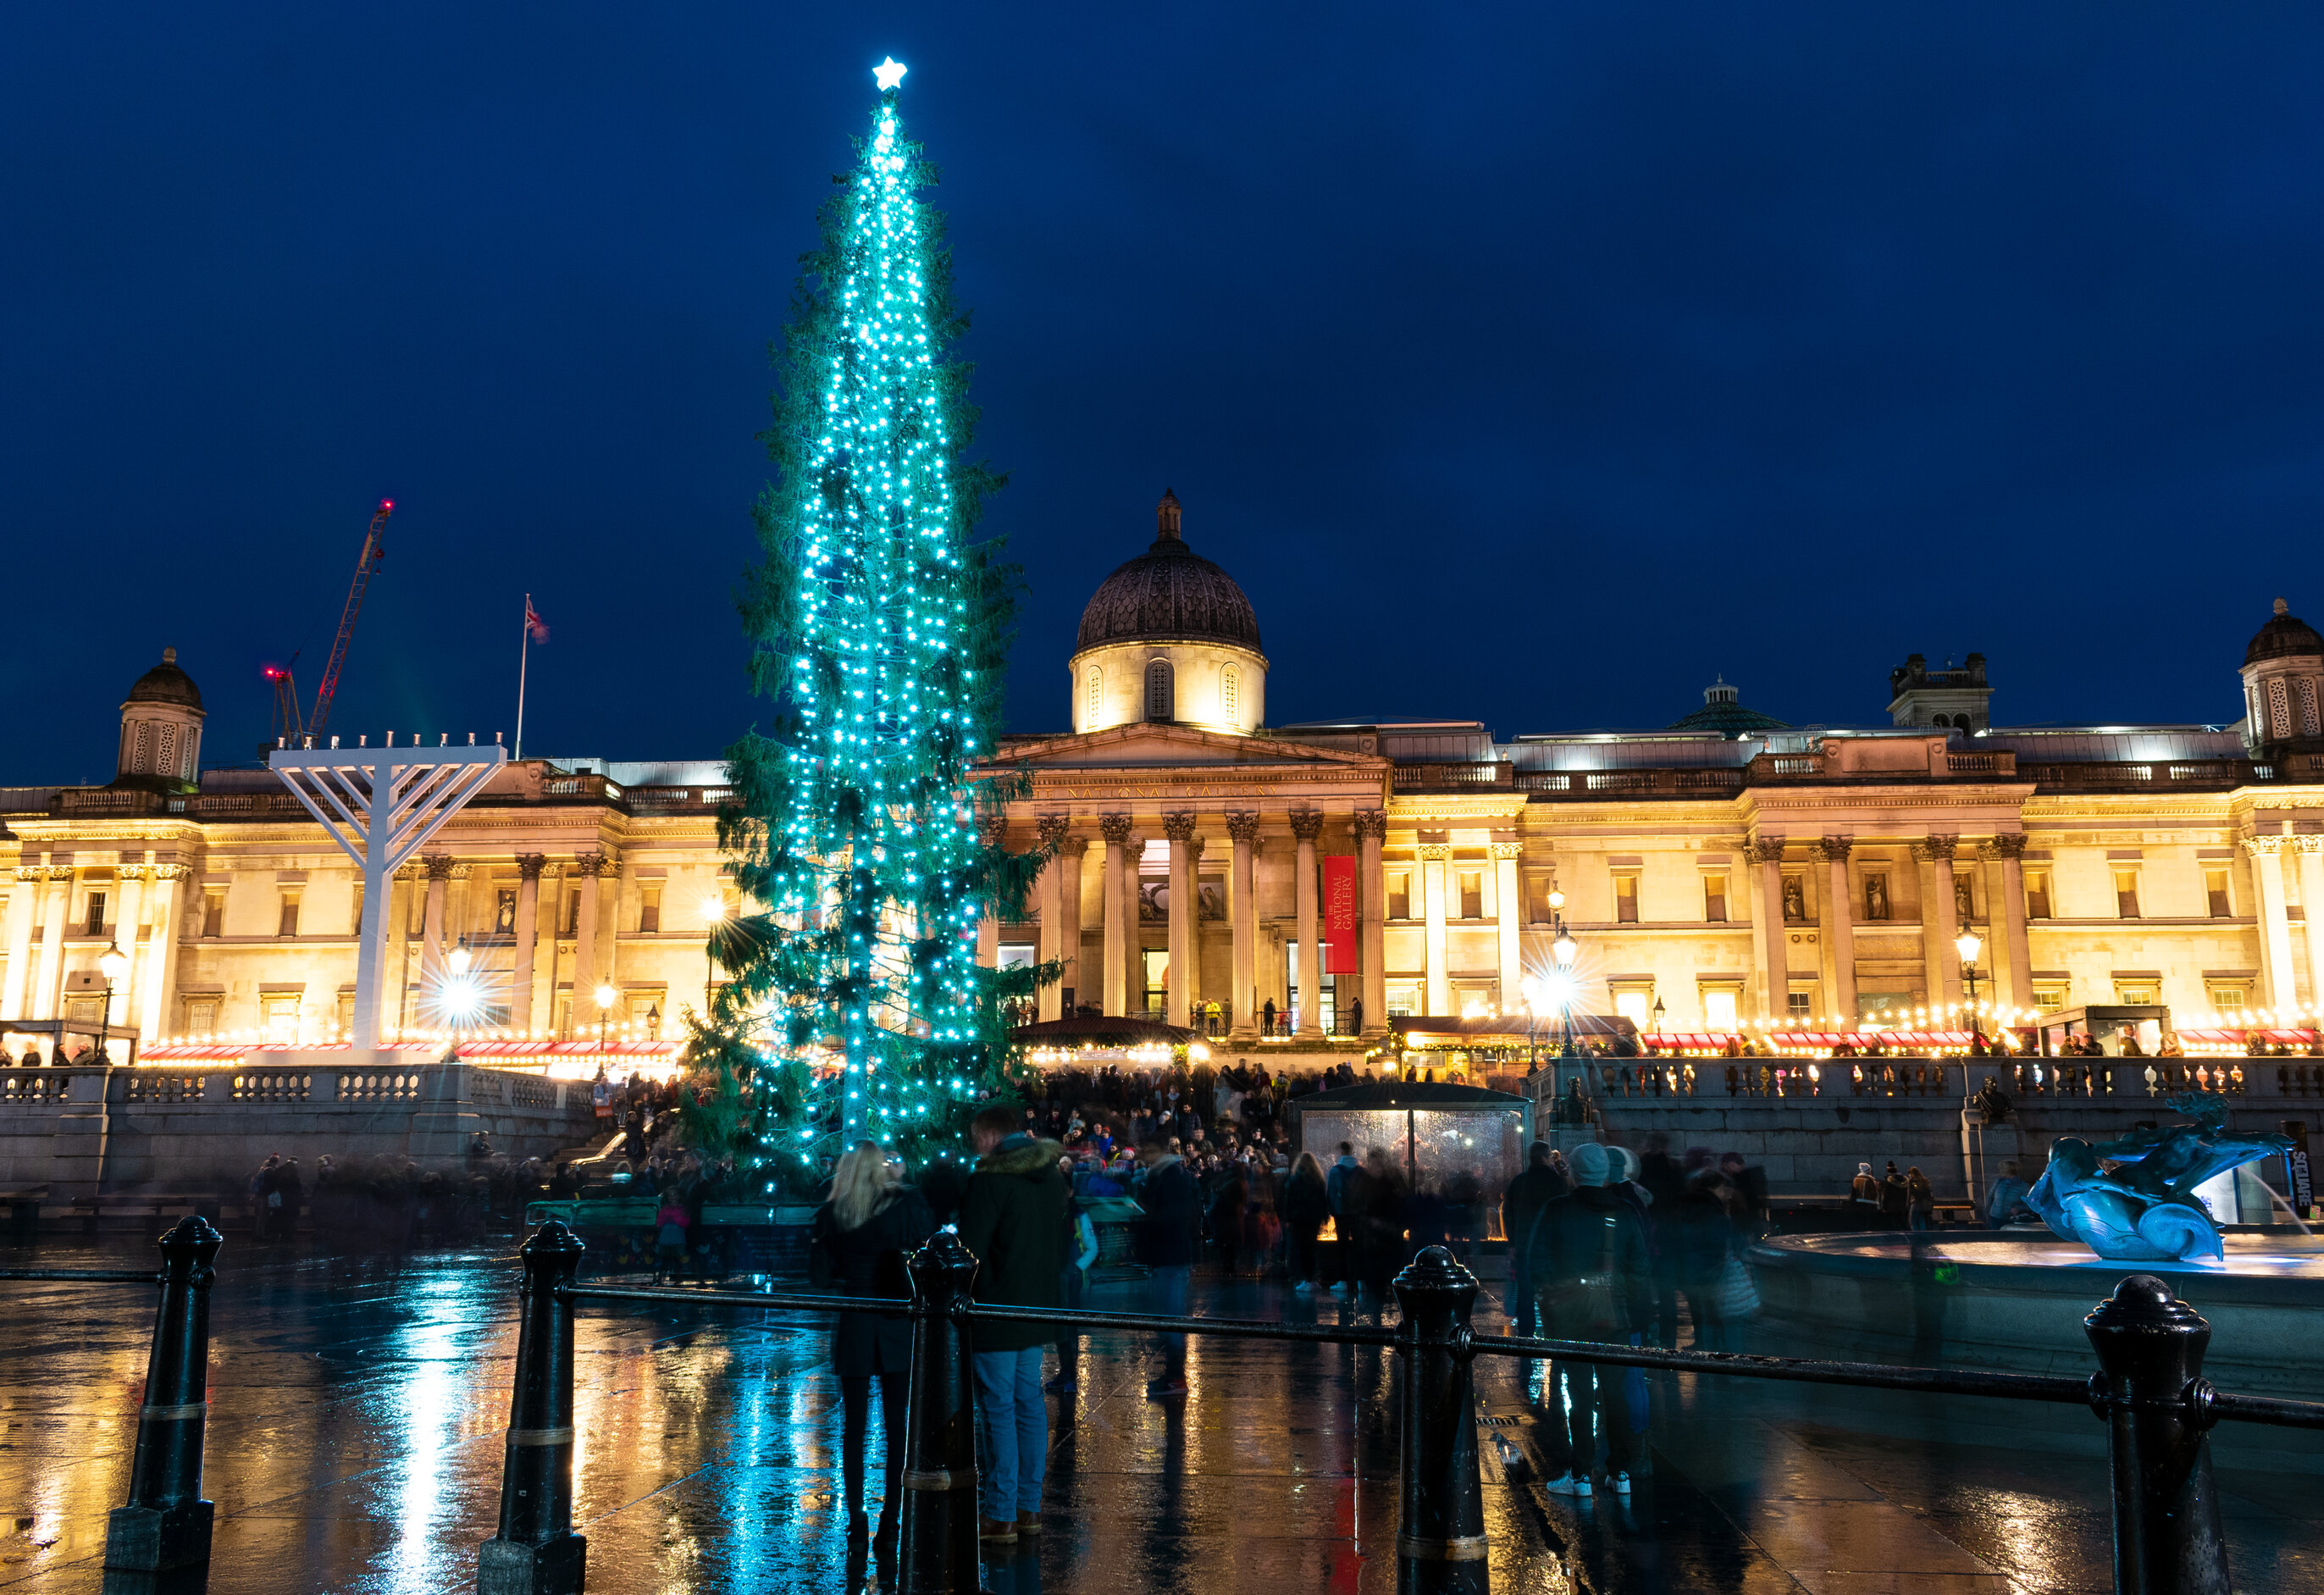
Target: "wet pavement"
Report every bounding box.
[2,1234,2317,1593]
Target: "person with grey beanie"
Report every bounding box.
[1523,1140,1652,1497]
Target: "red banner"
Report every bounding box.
[1324,854,1358,974]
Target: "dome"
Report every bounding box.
[125,646,202,711]
[2244,598,2324,666]
[1075,491,1263,655]
[1667,676,1786,736]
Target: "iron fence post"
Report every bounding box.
[2084,1274,2231,1595]
[1393,1244,1489,1594]
[899,1231,985,1594]
[103,1215,221,1573]
[478,1219,588,1595]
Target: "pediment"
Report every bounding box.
[988,723,1386,772]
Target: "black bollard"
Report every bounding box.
[478,1220,588,1595]
[2084,1274,2232,1595]
[104,1216,223,1574]
[897,1230,985,1595]
[1392,1245,1488,1595]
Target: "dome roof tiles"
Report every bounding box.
[125,647,202,711]
[2246,599,2324,666]
[1075,491,1263,655]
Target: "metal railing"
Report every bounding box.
[477,1220,2323,1595]
[1580,1056,2288,1102]
[0,1217,223,1579]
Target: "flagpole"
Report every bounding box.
[515,593,531,761]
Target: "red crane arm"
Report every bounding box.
[308,498,391,739]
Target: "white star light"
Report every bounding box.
[873,57,908,91]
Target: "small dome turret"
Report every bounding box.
[113,646,205,791]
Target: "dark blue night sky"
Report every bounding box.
[8,5,2324,783]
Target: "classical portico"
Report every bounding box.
[977,723,1392,1041]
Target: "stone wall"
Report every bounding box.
[0,1057,602,1198]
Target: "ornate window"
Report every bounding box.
[1145,659,1174,722]
[2269,677,2293,739]
[1084,665,1102,723]
[130,722,152,773]
[2302,678,2321,737]
[157,724,178,779]
[1220,663,1239,721]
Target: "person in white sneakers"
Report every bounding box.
[1527,1142,1652,1498]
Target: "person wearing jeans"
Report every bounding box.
[955,1105,1069,1542]
[971,1344,1048,1529]
[1133,1140,1202,1396]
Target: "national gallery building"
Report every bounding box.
[6,490,2324,1060]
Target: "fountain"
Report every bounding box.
[1748,1094,2322,1390]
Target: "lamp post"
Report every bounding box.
[97,940,130,1065]
[594,983,616,1051]
[1955,928,1984,1043]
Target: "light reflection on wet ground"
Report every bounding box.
[1,1236,2316,1592]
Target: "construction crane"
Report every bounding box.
[268,499,392,745]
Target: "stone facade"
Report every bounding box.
[6,518,2324,1055]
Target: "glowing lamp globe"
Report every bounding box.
[1954,929,1983,966]
[98,941,130,983]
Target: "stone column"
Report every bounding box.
[33,867,72,1021]
[1491,841,1523,1018]
[1819,837,1857,1025]
[1356,811,1389,1039]
[141,864,186,1042]
[1035,817,1071,1022]
[976,820,1007,971]
[513,856,545,1034]
[420,856,453,1003]
[111,866,147,1028]
[1163,813,1197,1026]
[1058,837,1084,1015]
[1292,810,1325,1038]
[2249,835,2297,1011]
[392,867,418,1036]
[1751,837,1789,1021]
[1421,842,1451,1017]
[0,867,38,1021]
[1099,815,1133,1016]
[1185,835,1205,1016]
[2298,839,2324,1014]
[1992,835,2034,1015]
[1228,811,1262,1039]
[1926,834,1963,1010]
[568,852,605,1035]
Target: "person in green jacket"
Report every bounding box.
[955,1104,1068,1544]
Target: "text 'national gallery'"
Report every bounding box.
[6,491,2324,1062]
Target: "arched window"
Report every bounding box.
[1085,665,1103,724]
[1220,663,1239,721]
[1930,713,1951,728]
[1146,659,1174,722]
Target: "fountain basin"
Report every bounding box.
[1748,1230,2324,1394]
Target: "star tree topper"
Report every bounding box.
[873,57,908,91]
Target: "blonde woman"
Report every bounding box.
[811,1141,933,1554]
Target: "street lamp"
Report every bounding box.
[1955,928,1984,1043]
[595,982,617,1049]
[97,940,130,1065]
[448,936,473,976]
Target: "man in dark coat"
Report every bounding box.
[1526,1142,1652,1498]
[1499,1141,1569,1337]
[1133,1138,1203,1397]
[956,1105,1067,1542]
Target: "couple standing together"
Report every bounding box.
[813,1104,1079,1552]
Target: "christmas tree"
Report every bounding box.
[691,58,1049,1182]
